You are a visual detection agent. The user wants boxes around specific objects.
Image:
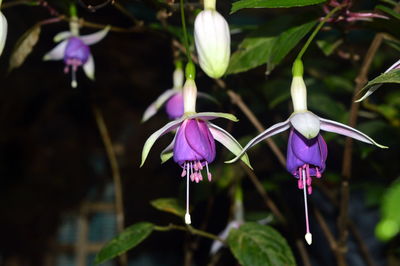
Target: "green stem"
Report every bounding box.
[154,224,225,242]
[296,4,344,60]
[69,3,77,18]
[180,0,192,64]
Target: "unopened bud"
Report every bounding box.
[194,10,230,79]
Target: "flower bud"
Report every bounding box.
[194,10,230,79]
[173,65,184,89]
[0,11,7,57]
[290,76,308,112]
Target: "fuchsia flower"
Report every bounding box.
[141,74,251,224]
[323,0,388,23]
[228,60,387,244]
[43,20,109,88]
[142,66,185,121]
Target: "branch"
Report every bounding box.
[91,105,127,266]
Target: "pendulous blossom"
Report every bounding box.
[227,60,387,245]
[194,0,230,79]
[356,59,400,102]
[43,19,109,88]
[142,65,185,121]
[141,64,251,224]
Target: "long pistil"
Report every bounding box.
[302,168,312,245]
[185,162,191,224]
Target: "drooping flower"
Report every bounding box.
[356,59,400,102]
[142,65,185,121]
[43,19,109,88]
[0,4,7,57]
[227,59,387,245]
[194,0,230,78]
[141,64,251,224]
[323,0,388,23]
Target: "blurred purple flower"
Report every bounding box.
[43,25,109,88]
[165,93,184,119]
[323,0,388,23]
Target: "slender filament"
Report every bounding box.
[185,162,191,224]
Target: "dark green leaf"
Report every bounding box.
[228,223,296,266]
[268,20,317,71]
[375,5,400,20]
[359,69,400,98]
[231,0,327,13]
[9,24,41,72]
[316,38,343,56]
[150,198,185,217]
[227,20,316,74]
[95,222,154,264]
[227,37,275,74]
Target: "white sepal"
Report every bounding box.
[0,12,8,56]
[289,111,320,139]
[183,79,197,113]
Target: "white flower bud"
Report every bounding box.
[0,11,7,56]
[173,67,184,89]
[194,10,230,79]
[290,76,308,112]
[183,79,197,114]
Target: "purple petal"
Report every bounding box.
[165,93,184,119]
[320,117,387,148]
[186,120,215,162]
[64,37,90,65]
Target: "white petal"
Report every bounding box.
[140,118,185,167]
[83,54,95,80]
[225,119,290,164]
[289,111,320,139]
[0,12,7,56]
[320,117,387,148]
[142,90,177,122]
[53,31,72,42]
[80,26,110,46]
[208,123,252,169]
[43,40,68,61]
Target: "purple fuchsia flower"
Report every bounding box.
[141,67,251,224]
[356,59,400,102]
[323,0,388,23]
[142,65,185,121]
[43,20,109,88]
[227,60,387,245]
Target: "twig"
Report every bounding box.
[314,208,337,251]
[336,33,384,266]
[91,105,127,266]
[154,224,225,243]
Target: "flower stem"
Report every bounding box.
[296,4,344,60]
[154,224,225,242]
[180,0,192,64]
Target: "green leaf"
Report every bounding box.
[150,198,185,217]
[357,69,400,101]
[375,5,400,20]
[363,69,400,90]
[268,20,317,71]
[227,20,316,75]
[376,180,400,241]
[9,24,41,72]
[231,0,327,13]
[95,222,154,264]
[228,223,296,266]
[316,38,343,56]
[227,37,275,74]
